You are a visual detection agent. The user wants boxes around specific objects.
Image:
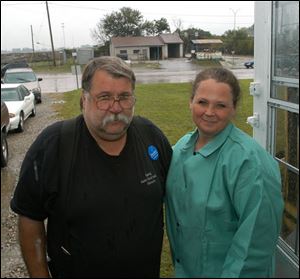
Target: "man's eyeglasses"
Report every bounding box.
[88,93,136,110]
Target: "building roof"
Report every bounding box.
[111,33,183,47]
[191,39,223,44]
[159,33,183,44]
[111,36,164,47]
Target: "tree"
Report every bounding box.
[142,20,156,36]
[172,18,184,33]
[177,27,212,54]
[154,18,170,34]
[104,7,143,37]
[91,7,144,43]
[91,7,171,45]
[222,28,254,55]
[91,22,109,45]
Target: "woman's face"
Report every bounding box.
[190,78,236,139]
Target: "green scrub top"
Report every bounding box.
[165,123,284,278]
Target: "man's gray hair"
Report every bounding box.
[81,56,136,92]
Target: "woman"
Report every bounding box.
[165,68,284,278]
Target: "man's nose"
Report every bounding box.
[109,99,123,113]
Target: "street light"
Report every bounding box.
[230,8,239,31]
[72,52,79,89]
[61,23,66,49]
[230,8,239,65]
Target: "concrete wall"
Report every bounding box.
[1,51,64,65]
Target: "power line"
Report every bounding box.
[3,2,44,6]
[48,2,253,18]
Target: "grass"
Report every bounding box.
[135,83,194,144]
[131,61,161,69]
[193,59,223,68]
[52,80,253,277]
[30,58,78,74]
[31,59,161,74]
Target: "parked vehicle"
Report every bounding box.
[3,68,43,103]
[1,61,29,78]
[1,100,9,167]
[244,61,254,69]
[1,84,36,132]
[117,53,128,60]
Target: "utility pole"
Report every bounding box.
[46,1,56,66]
[30,25,35,53]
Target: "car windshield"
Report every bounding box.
[4,72,36,83]
[1,88,21,101]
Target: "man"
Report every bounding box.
[10,56,172,277]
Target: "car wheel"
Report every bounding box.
[31,104,36,117]
[1,131,8,167]
[17,113,24,132]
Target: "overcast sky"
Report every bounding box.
[1,1,254,51]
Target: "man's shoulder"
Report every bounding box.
[40,115,83,137]
[37,120,64,143]
[132,115,165,138]
[132,115,155,126]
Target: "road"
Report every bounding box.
[39,58,254,93]
[135,68,253,84]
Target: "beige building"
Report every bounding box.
[110,33,183,61]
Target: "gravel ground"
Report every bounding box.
[1,93,63,278]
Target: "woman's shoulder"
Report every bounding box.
[229,126,260,149]
[173,131,195,150]
[227,125,274,161]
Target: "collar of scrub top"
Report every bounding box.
[180,122,234,158]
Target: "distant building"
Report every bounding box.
[191,39,223,60]
[22,48,33,52]
[12,48,22,53]
[191,39,223,52]
[110,33,183,60]
[76,47,94,65]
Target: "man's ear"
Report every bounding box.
[80,92,86,111]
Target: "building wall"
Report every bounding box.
[180,44,183,57]
[114,46,151,61]
[163,45,168,59]
[111,43,183,60]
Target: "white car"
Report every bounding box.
[3,68,43,103]
[1,83,36,132]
